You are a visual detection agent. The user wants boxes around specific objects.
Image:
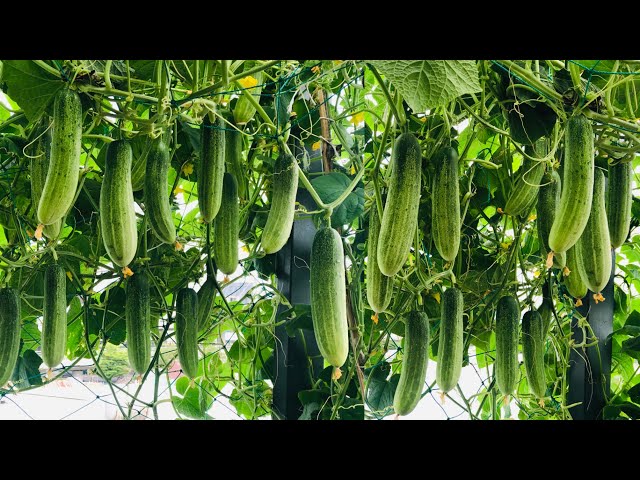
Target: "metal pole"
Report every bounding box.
[567,249,615,420]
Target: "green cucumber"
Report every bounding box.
[225,120,247,201]
[377,133,422,276]
[30,129,62,239]
[214,173,240,275]
[37,89,82,226]
[495,295,520,396]
[310,227,349,368]
[42,264,67,368]
[504,139,547,217]
[393,311,429,416]
[100,140,138,268]
[564,242,588,300]
[436,287,464,394]
[577,169,612,295]
[537,169,565,268]
[432,146,461,263]
[522,310,546,399]
[366,205,393,313]
[262,153,298,254]
[175,287,199,379]
[145,139,177,245]
[538,299,553,338]
[548,115,594,254]
[0,288,21,387]
[197,274,217,330]
[198,115,226,223]
[234,65,263,126]
[607,160,633,249]
[126,272,151,375]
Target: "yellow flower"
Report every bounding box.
[174,185,185,195]
[371,312,379,324]
[122,266,134,278]
[311,141,322,151]
[528,213,537,222]
[66,271,73,281]
[331,366,342,380]
[432,292,441,304]
[237,75,258,89]
[349,112,365,125]
[533,270,540,278]
[311,65,321,75]
[500,242,511,250]
[182,163,194,175]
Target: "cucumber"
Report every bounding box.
[577,169,612,295]
[37,88,82,226]
[198,115,226,223]
[495,295,520,397]
[130,140,151,192]
[522,310,546,399]
[145,138,177,245]
[537,169,565,268]
[126,271,151,375]
[0,288,21,387]
[548,115,594,254]
[214,173,239,275]
[607,160,633,249]
[564,242,588,300]
[504,139,547,217]
[310,227,349,368]
[234,65,263,126]
[42,264,67,368]
[538,299,553,338]
[366,205,393,313]
[175,288,199,379]
[197,275,217,330]
[432,146,461,263]
[100,140,138,267]
[30,129,62,239]
[393,311,429,416]
[225,119,247,201]
[261,153,298,254]
[436,287,464,394]
[377,133,422,276]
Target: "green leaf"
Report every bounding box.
[310,171,364,228]
[365,362,399,414]
[369,60,481,112]
[627,382,640,405]
[2,61,63,121]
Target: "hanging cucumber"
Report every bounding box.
[548,115,594,258]
[234,64,264,126]
[261,152,298,254]
[393,311,429,416]
[537,169,565,268]
[377,133,422,276]
[145,138,177,246]
[225,117,247,201]
[37,88,82,227]
[436,287,464,394]
[198,115,226,223]
[504,139,547,218]
[42,264,67,368]
[577,169,612,299]
[176,287,199,379]
[432,146,461,263]
[366,205,393,314]
[30,129,62,240]
[126,271,151,375]
[310,227,349,368]
[495,295,520,397]
[0,288,21,387]
[522,310,546,399]
[214,173,240,275]
[100,140,138,268]
[607,160,633,249]
[564,242,588,301]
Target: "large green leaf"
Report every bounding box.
[310,171,364,228]
[369,60,481,112]
[2,60,63,121]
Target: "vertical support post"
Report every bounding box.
[567,249,615,420]
[272,141,323,420]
